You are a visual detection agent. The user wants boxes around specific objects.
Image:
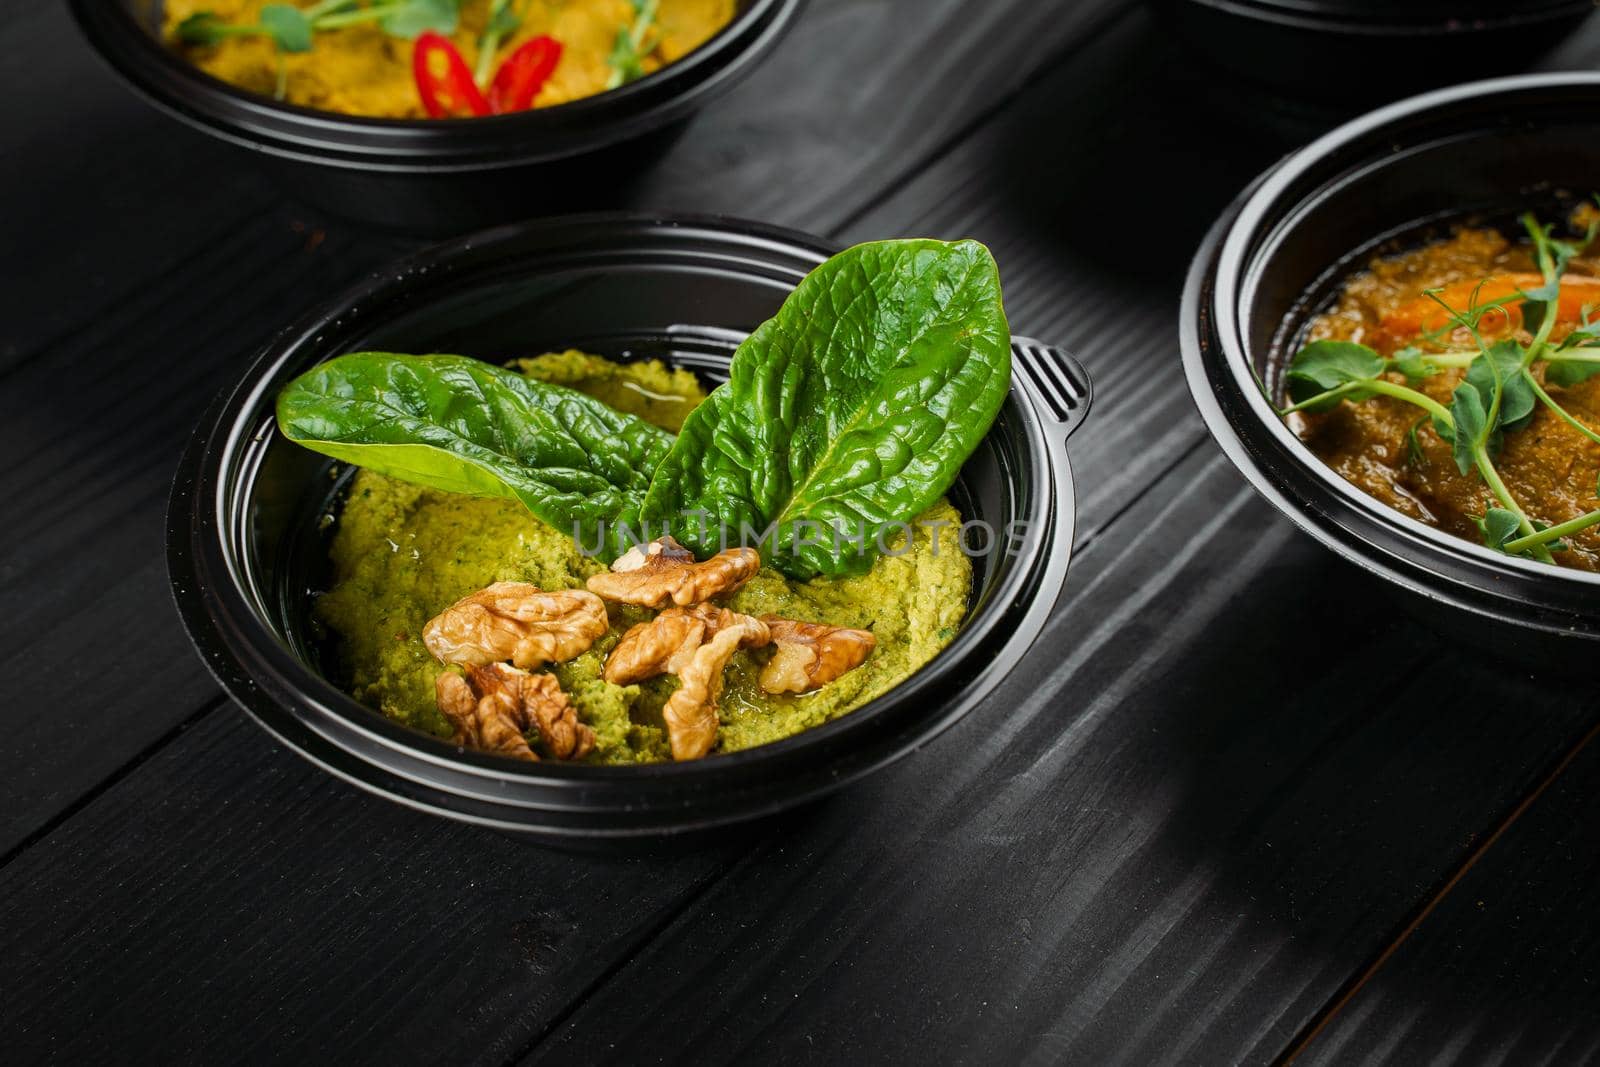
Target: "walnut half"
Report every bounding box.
[602,604,771,762]
[663,622,765,761]
[758,618,876,694]
[423,583,608,670]
[435,663,596,762]
[604,603,771,686]
[586,536,760,609]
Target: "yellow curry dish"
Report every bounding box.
[1284,205,1600,572]
[166,0,737,118]
[276,239,1014,766]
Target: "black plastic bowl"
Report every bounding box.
[167,214,1091,841]
[1182,73,1600,666]
[70,0,803,232]
[1159,0,1596,102]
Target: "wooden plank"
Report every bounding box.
[0,3,283,373]
[0,1,1190,1061]
[3,12,1227,1051]
[0,6,415,856]
[0,0,1133,854]
[7,3,1596,1061]
[523,450,1596,1067]
[1297,728,1600,1066]
[0,706,743,1064]
[6,0,1132,373]
[0,217,403,857]
[624,0,1135,232]
[2,11,1279,1061]
[520,15,1600,1064]
[833,8,1311,533]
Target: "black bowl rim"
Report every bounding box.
[1177,0,1596,34]
[69,0,805,171]
[1183,72,1600,637]
[167,212,1084,832]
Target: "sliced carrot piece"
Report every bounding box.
[1378,273,1600,348]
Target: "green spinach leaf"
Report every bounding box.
[277,353,672,557]
[641,239,1011,579]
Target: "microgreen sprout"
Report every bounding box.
[606,0,659,89]
[473,0,524,88]
[1281,206,1600,567]
[177,0,462,98]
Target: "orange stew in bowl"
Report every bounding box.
[1287,207,1600,572]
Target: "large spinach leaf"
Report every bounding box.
[641,239,1011,578]
[277,353,671,557]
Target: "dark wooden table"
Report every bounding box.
[5,2,1600,1062]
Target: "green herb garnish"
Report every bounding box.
[1283,208,1600,566]
[473,0,523,88]
[277,240,1013,577]
[177,0,462,96]
[606,0,659,89]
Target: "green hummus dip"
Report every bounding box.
[315,351,973,764]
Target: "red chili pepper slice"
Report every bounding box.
[487,35,564,114]
[413,31,490,119]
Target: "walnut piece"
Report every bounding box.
[602,604,771,761]
[435,663,596,762]
[662,623,763,761]
[586,536,760,608]
[758,618,876,694]
[604,603,771,686]
[423,583,608,670]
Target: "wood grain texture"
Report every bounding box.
[523,16,1600,1063]
[6,0,1600,1062]
[0,212,405,856]
[837,10,1314,533]
[523,449,1597,1067]
[0,706,745,1064]
[623,0,1135,231]
[0,0,1129,854]
[0,4,280,373]
[1298,729,1600,1067]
